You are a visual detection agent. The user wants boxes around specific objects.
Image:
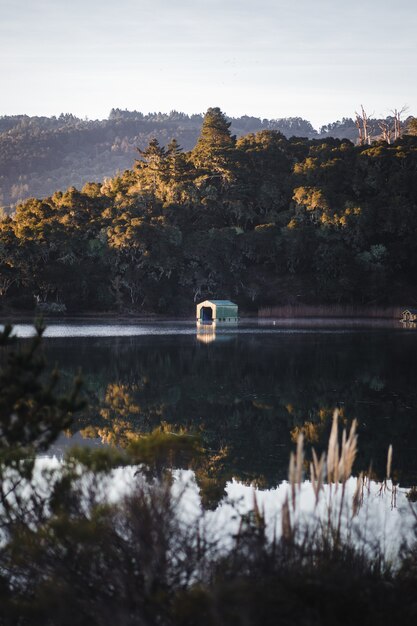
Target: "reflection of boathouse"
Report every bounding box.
[196,325,216,343]
[401,309,417,322]
[196,300,238,323]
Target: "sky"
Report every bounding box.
[1,0,416,129]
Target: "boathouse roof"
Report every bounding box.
[204,300,236,306]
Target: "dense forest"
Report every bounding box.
[0,108,412,208]
[0,110,316,208]
[1,108,417,314]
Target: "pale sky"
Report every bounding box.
[1,0,416,128]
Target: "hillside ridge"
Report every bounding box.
[1,108,413,209]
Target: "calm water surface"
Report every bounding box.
[8,320,417,488]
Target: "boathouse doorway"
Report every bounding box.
[201,306,213,322]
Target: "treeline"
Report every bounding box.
[1,108,413,208]
[0,110,317,208]
[1,107,417,314]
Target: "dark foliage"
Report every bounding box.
[0,110,317,208]
[1,327,417,625]
[1,108,417,315]
[1,108,414,209]
[0,321,83,456]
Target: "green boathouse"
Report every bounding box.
[196,300,238,323]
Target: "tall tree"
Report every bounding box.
[134,138,167,211]
[191,107,236,180]
[355,105,372,145]
[166,138,187,182]
[135,139,167,187]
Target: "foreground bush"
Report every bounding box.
[0,326,417,625]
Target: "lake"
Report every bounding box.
[6,320,417,491]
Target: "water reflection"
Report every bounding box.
[38,327,417,492]
[401,321,417,330]
[196,324,238,344]
[196,324,217,344]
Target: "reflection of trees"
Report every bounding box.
[43,332,417,487]
[87,383,142,445]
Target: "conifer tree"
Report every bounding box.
[191,107,236,177]
[135,138,167,175]
[166,138,187,182]
[134,138,168,202]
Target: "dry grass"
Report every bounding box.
[258,304,402,319]
[1,416,415,626]
[283,410,401,550]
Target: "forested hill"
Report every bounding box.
[1,107,417,315]
[0,108,412,209]
[0,110,315,208]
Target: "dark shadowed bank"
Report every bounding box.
[1,325,417,625]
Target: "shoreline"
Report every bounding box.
[0,302,412,328]
[0,306,408,323]
[0,316,411,332]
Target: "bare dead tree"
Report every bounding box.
[355,105,373,145]
[391,106,408,140]
[378,119,392,144]
[355,114,364,145]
